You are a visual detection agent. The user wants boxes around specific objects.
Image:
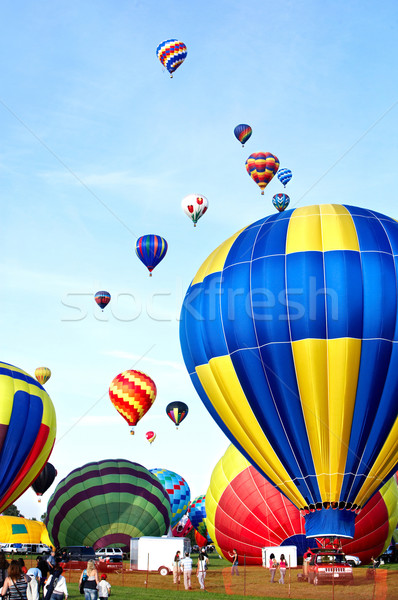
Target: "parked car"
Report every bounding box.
[58,546,96,569]
[307,550,353,585]
[1,543,28,555]
[95,547,123,560]
[345,555,361,567]
[25,543,52,555]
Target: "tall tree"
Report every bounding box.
[2,504,24,518]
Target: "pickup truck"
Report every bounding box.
[307,550,354,585]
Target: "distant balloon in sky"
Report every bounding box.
[277,168,292,187]
[166,401,189,429]
[181,194,208,227]
[234,124,252,147]
[245,152,279,194]
[32,462,57,501]
[135,235,168,276]
[94,291,111,311]
[35,367,51,385]
[109,369,157,434]
[145,431,156,444]
[272,193,290,212]
[156,39,187,77]
[0,362,56,514]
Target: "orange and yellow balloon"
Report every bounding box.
[245,152,279,194]
[35,367,51,385]
[109,370,157,434]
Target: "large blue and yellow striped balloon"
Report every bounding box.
[180,204,398,539]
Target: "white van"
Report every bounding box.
[25,544,51,555]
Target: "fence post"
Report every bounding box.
[288,554,291,598]
[145,552,149,589]
[243,554,246,596]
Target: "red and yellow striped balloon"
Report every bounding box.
[109,370,157,434]
[245,152,279,194]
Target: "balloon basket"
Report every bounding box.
[149,273,152,277]
[38,499,41,503]
[194,223,196,228]
[261,191,264,195]
[130,429,135,435]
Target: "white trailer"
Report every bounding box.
[130,536,191,576]
[262,545,298,568]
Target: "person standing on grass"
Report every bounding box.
[196,551,208,591]
[1,559,30,600]
[278,554,287,584]
[269,553,278,583]
[173,551,181,584]
[228,549,239,576]
[98,574,111,600]
[79,560,99,600]
[180,552,193,590]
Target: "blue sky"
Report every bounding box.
[1,0,397,519]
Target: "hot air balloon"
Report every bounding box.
[150,468,191,528]
[180,204,398,541]
[135,235,168,276]
[188,495,212,543]
[277,168,292,187]
[35,367,51,385]
[234,124,252,147]
[272,193,290,212]
[146,431,156,444]
[172,514,193,537]
[46,459,171,548]
[31,463,57,502]
[166,401,188,429]
[94,291,111,311]
[245,152,279,194]
[0,362,56,514]
[206,445,398,565]
[156,39,187,77]
[109,370,157,434]
[181,194,208,227]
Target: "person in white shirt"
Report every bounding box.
[98,574,111,600]
[43,567,68,600]
[179,552,193,590]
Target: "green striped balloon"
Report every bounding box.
[45,459,171,548]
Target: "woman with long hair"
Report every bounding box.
[1,560,30,600]
[278,554,287,584]
[268,553,278,583]
[0,552,10,591]
[79,560,99,600]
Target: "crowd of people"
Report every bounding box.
[173,549,209,591]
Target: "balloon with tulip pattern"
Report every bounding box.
[181,194,208,227]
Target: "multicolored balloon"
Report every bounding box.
[206,445,398,565]
[150,468,191,529]
[35,367,52,385]
[181,194,208,227]
[32,462,57,501]
[0,362,56,514]
[188,495,212,543]
[234,124,252,147]
[46,459,171,548]
[166,401,189,428]
[245,152,279,194]
[145,431,156,444]
[156,39,187,77]
[277,168,292,187]
[172,514,193,537]
[94,291,111,311]
[272,193,290,212]
[109,370,157,434]
[135,235,168,276]
[180,204,398,540]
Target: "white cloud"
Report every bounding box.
[102,350,185,372]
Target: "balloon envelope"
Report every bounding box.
[145,431,156,444]
[180,204,398,539]
[188,495,212,543]
[150,468,191,529]
[172,514,193,537]
[0,362,56,514]
[35,367,51,385]
[109,370,157,431]
[156,39,187,76]
[32,462,57,497]
[46,459,171,548]
[272,193,290,212]
[181,194,208,226]
[245,152,279,194]
[94,291,111,310]
[277,168,292,187]
[234,124,252,147]
[166,401,188,427]
[206,445,398,565]
[135,235,168,275]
